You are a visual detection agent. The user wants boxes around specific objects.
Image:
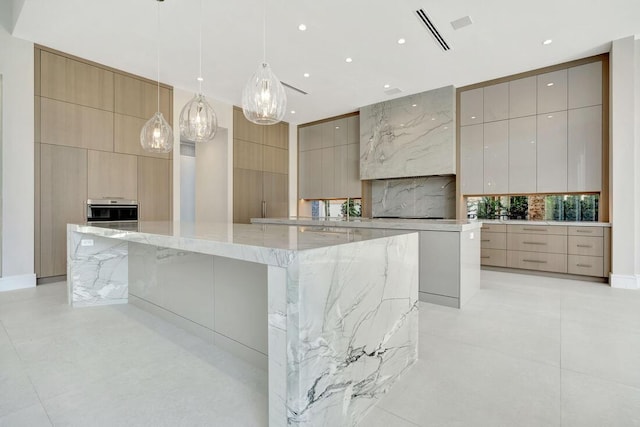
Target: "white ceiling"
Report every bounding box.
[10,0,640,125]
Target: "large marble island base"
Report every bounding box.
[67,222,418,426]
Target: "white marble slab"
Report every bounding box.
[360,86,456,180]
[371,176,456,218]
[67,222,419,427]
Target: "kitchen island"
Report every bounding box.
[67,221,419,426]
[252,217,482,308]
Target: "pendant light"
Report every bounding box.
[241,0,287,125]
[179,0,218,142]
[140,0,173,153]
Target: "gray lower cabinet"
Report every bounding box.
[419,229,480,308]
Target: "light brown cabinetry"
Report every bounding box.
[35,45,173,278]
[480,223,610,278]
[233,106,289,224]
[39,144,87,277]
[87,150,137,200]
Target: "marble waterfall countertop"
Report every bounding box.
[477,219,611,227]
[69,221,413,267]
[251,217,482,231]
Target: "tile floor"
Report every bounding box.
[1,270,639,426]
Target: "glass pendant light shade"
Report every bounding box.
[179,93,218,142]
[140,112,173,153]
[241,62,287,125]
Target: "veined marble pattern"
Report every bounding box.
[371,175,456,218]
[286,234,419,426]
[67,230,128,307]
[360,86,456,180]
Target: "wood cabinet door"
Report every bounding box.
[114,113,170,159]
[568,62,602,109]
[298,150,322,199]
[263,172,288,218]
[346,143,362,198]
[234,139,263,171]
[233,168,263,224]
[320,147,335,198]
[87,150,137,200]
[40,144,87,277]
[233,107,264,144]
[40,51,114,111]
[138,156,171,221]
[41,97,113,151]
[114,74,171,120]
[264,122,288,149]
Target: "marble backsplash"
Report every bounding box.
[371,175,456,218]
[360,85,456,180]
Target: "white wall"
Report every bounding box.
[0,23,35,290]
[289,124,297,217]
[609,35,640,289]
[172,87,233,222]
[180,155,195,221]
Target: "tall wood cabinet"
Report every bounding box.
[233,107,289,224]
[35,45,173,278]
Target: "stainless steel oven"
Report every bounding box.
[86,199,138,223]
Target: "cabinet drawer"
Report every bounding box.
[481,223,506,233]
[567,226,604,237]
[507,224,567,235]
[507,251,567,273]
[568,236,603,256]
[507,233,567,254]
[481,249,506,267]
[568,255,604,277]
[481,232,507,249]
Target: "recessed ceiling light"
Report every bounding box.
[345,57,353,63]
[543,39,553,45]
[298,24,307,31]
[291,110,296,114]
[547,82,554,87]
[384,84,390,89]
[303,73,310,78]
[397,38,406,45]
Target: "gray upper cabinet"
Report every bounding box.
[537,70,567,113]
[483,120,509,194]
[536,111,568,193]
[508,116,537,194]
[460,124,484,195]
[509,77,536,118]
[568,62,602,109]
[460,87,483,126]
[298,115,361,199]
[483,82,509,122]
[568,106,602,192]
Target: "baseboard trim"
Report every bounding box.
[610,273,640,289]
[0,273,37,292]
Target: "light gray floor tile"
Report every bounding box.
[562,370,640,427]
[562,320,640,388]
[360,406,419,426]
[0,403,52,427]
[419,301,561,366]
[379,333,561,427]
[562,292,640,333]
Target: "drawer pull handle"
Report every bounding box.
[523,259,548,264]
[523,228,548,231]
[576,244,593,248]
[481,256,490,259]
[576,230,593,233]
[523,241,547,245]
[577,264,592,268]
[481,239,491,242]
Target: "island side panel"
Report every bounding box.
[67,227,129,307]
[268,265,289,427]
[286,232,419,426]
[459,229,481,307]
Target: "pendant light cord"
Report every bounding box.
[198,0,203,93]
[262,0,266,64]
[156,0,160,114]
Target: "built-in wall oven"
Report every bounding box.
[86,199,139,224]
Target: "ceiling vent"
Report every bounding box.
[415,9,450,51]
[281,81,308,95]
[384,87,402,96]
